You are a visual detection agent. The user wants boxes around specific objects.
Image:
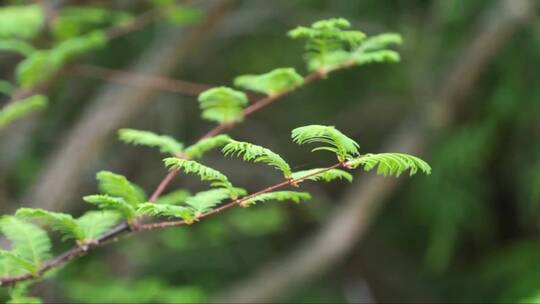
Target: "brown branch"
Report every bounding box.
[67,64,212,96]
[0,162,344,286]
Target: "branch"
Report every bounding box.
[66,64,213,96]
[0,162,344,286]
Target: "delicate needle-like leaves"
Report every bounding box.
[96,171,146,206]
[241,191,311,207]
[291,125,360,161]
[291,168,353,183]
[137,203,195,224]
[0,95,48,129]
[347,153,431,177]
[75,211,120,242]
[185,188,246,215]
[118,128,184,155]
[198,87,248,124]
[234,68,304,96]
[184,135,232,159]
[16,208,83,242]
[155,189,191,205]
[163,158,234,192]
[83,194,137,221]
[222,140,292,178]
[0,216,51,274]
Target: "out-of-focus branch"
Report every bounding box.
[214,0,536,302]
[67,64,212,96]
[24,0,236,211]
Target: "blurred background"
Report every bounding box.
[1,0,540,302]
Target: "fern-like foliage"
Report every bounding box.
[347,153,432,177]
[83,194,136,221]
[96,171,146,206]
[118,128,184,155]
[15,208,120,243]
[155,189,191,205]
[184,135,232,159]
[16,208,83,242]
[16,31,107,88]
[6,281,42,304]
[234,68,304,96]
[137,203,195,224]
[291,125,360,161]
[288,18,402,72]
[288,18,366,71]
[185,188,247,215]
[352,33,402,66]
[0,216,51,274]
[0,95,48,129]
[291,168,353,183]
[222,140,292,178]
[197,87,248,124]
[74,211,120,242]
[163,158,235,193]
[0,5,44,39]
[241,191,311,207]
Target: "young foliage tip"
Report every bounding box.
[0,95,48,130]
[291,125,360,161]
[118,128,184,155]
[222,140,292,178]
[241,191,311,207]
[234,68,304,96]
[198,87,248,124]
[291,168,353,183]
[184,135,232,159]
[163,158,235,193]
[347,153,432,177]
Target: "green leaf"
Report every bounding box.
[288,18,366,71]
[291,125,360,161]
[83,195,137,221]
[0,95,48,129]
[118,128,184,155]
[53,6,133,40]
[198,87,248,124]
[155,190,191,205]
[137,203,195,223]
[222,140,292,178]
[0,216,51,273]
[16,31,106,88]
[242,191,311,207]
[0,5,44,39]
[75,211,120,242]
[0,250,37,274]
[0,39,35,56]
[352,33,402,66]
[184,135,232,159]
[347,153,432,177]
[163,158,235,193]
[234,68,304,96]
[185,188,247,214]
[291,168,353,183]
[15,208,84,242]
[96,171,146,206]
[0,80,15,96]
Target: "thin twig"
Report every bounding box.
[67,64,212,96]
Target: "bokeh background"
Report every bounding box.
[1,0,540,302]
